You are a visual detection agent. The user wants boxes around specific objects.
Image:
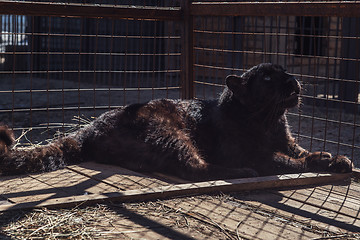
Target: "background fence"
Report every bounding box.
[0,0,359,167]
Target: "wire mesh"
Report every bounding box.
[0,1,182,143]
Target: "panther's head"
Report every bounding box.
[224,63,301,111]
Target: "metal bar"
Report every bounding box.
[0,69,181,74]
[123,19,129,105]
[0,32,181,39]
[191,2,360,17]
[0,1,182,21]
[0,86,181,94]
[181,0,194,99]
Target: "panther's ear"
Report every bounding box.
[225,75,247,93]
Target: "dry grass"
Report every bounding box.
[0,201,233,240]
[10,115,91,151]
[2,196,359,240]
[0,205,123,239]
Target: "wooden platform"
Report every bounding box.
[0,162,359,239]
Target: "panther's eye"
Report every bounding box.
[264,76,271,81]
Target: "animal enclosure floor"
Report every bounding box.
[0,162,359,239]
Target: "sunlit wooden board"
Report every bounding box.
[0,171,351,212]
[0,167,119,204]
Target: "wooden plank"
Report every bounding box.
[121,202,235,240]
[67,162,170,190]
[0,172,351,211]
[318,180,360,200]
[233,189,360,233]
[230,192,342,233]
[162,195,321,239]
[31,167,119,195]
[275,187,360,219]
[275,196,360,233]
[110,201,242,239]
[229,183,360,233]
[0,168,118,204]
[0,1,182,21]
[191,2,360,17]
[0,171,70,204]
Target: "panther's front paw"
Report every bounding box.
[328,155,353,173]
[306,151,332,170]
[306,152,332,166]
[306,152,353,173]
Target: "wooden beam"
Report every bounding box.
[0,172,351,212]
[0,1,182,21]
[191,2,360,17]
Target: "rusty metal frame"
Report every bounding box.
[191,2,360,17]
[1,1,358,19]
[0,1,182,21]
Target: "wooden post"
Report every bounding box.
[181,0,194,99]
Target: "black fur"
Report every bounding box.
[0,125,15,155]
[0,63,353,180]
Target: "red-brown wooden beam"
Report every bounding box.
[0,1,182,21]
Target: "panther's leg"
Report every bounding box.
[149,128,258,181]
[273,150,353,174]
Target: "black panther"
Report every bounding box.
[0,63,353,180]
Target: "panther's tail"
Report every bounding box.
[0,126,82,176]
